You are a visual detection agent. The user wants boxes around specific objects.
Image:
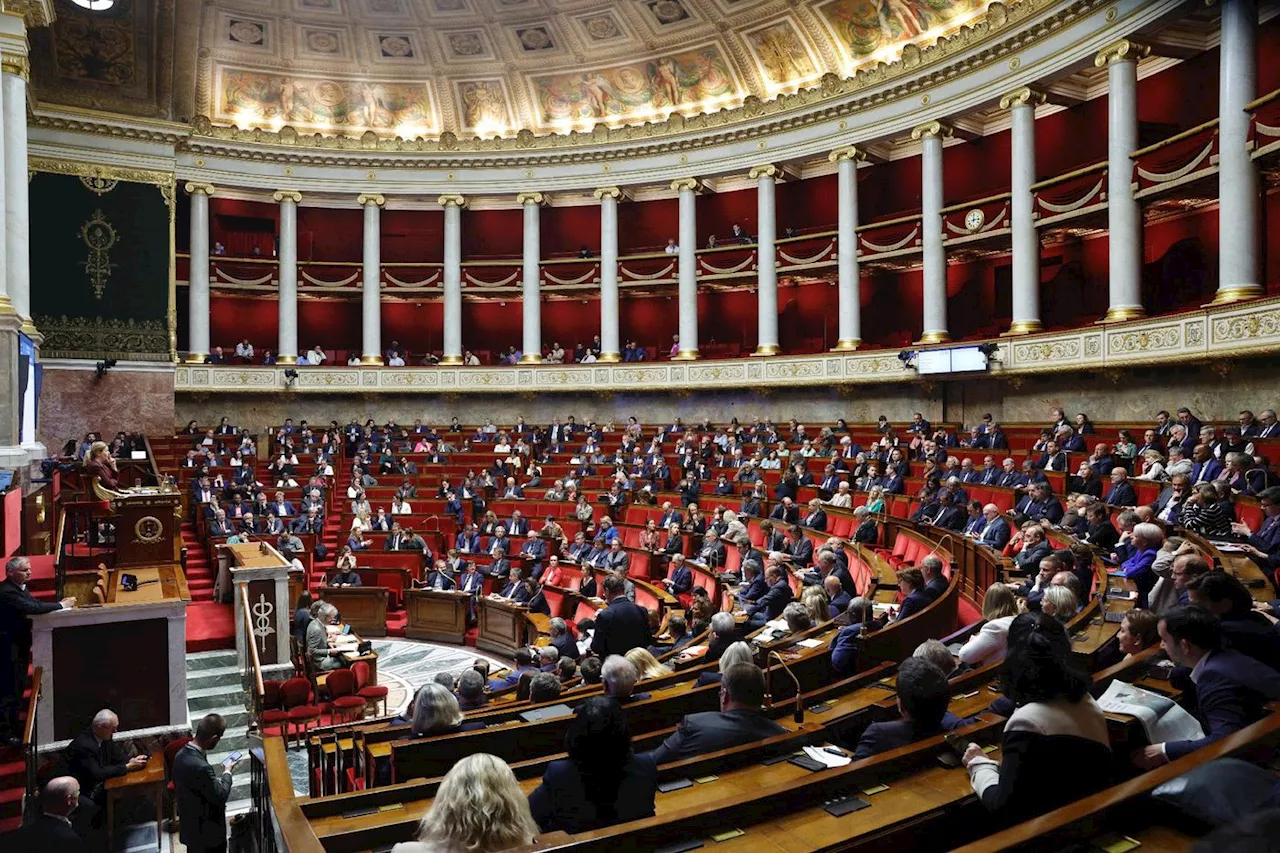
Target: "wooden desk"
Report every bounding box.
[404,588,469,643]
[321,587,390,637]
[476,596,530,656]
[105,752,165,851]
[108,564,190,604]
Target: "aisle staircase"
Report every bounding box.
[182,521,216,601]
[186,650,256,814]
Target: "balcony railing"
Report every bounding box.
[1131,118,1219,198]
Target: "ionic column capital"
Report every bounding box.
[999,86,1048,111]
[0,50,28,81]
[516,191,548,206]
[1094,39,1151,68]
[748,164,781,181]
[438,194,467,208]
[593,186,628,202]
[670,177,702,193]
[910,121,953,141]
[272,190,303,204]
[357,193,385,207]
[828,146,867,164]
[184,182,216,196]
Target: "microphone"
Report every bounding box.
[766,650,804,724]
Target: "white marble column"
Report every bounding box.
[358,193,385,364]
[912,121,951,343]
[671,178,700,360]
[273,190,302,363]
[750,165,780,356]
[595,187,623,362]
[516,191,544,363]
[439,195,466,364]
[1215,0,1261,304]
[184,183,215,362]
[1001,87,1046,334]
[829,147,864,350]
[1096,40,1149,322]
[1,46,29,339]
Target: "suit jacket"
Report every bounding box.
[667,564,693,595]
[457,571,485,596]
[8,812,85,853]
[425,571,456,591]
[508,517,531,536]
[747,579,794,620]
[550,632,581,661]
[923,574,949,602]
[604,550,630,574]
[1192,458,1224,484]
[1164,650,1280,761]
[0,580,63,649]
[1013,540,1052,574]
[528,753,658,834]
[802,510,828,532]
[172,742,233,850]
[500,582,531,603]
[647,709,787,764]
[978,518,1011,551]
[788,538,814,567]
[1104,481,1137,507]
[931,506,967,531]
[828,590,851,618]
[65,731,129,800]
[736,574,770,605]
[895,589,930,622]
[854,712,976,760]
[590,596,652,658]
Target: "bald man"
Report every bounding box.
[10,776,82,853]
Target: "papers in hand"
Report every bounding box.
[802,745,851,769]
[1097,680,1204,745]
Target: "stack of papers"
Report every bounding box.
[801,746,852,768]
[796,638,824,649]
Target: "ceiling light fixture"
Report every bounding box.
[71,0,116,10]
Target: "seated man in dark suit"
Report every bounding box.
[1104,467,1138,507]
[65,709,148,806]
[890,567,931,623]
[921,555,949,602]
[824,575,851,618]
[600,655,651,704]
[645,663,786,763]
[648,613,693,657]
[746,564,794,628]
[10,776,84,853]
[548,617,581,662]
[854,657,977,759]
[1136,606,1280,769]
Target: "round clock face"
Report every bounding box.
[964,209,985,232]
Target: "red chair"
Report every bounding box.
[259,680,289,737]
[324,669,366,725]
[163,736,193,824]
[280,677,322,748]
[352,661,388,717]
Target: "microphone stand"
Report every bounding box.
[767,650,804,724]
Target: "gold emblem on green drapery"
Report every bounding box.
[79,209,119,299]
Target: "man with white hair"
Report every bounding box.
[66,708,148,805]
[975,504,1011,550]
[600,655,648,703]
[305,602,346,671]
[547,616,579,661]
[1,556,75,743]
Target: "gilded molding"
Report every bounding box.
[828,146,866,163]
[272,190,303,204]
[184,182,215,196]
[357,193,386,207]
[177,0,1102,167]
[998,86,1048,111]
[2,1,53,29]
[28,157,174,190]
[1,53,27,81]
[748,164,781,181]
[670,178,702,193]
[592,186,627,202]
[1094,39,1151,67]
[910,120,953,141]
[515,191,547,206]
[437,194,467,208]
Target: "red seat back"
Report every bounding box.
[326,669,357,698]
[542,587,566,618]
[352,661,373,690]
[281,677,314,709]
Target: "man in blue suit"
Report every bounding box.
[975,504,1011,551]
[891,567,931,623]
[1136,606,1280,769]
[496,568,531,603]
[746,565,794,627]
[1236,486,1280,573]
[1016,483,1064,525]
[1190,444,1224,485]
[854,658,976,759]
[520,530,548,578]
[997,458,1026,488]
[1104,467,1137,507]
[735,559,769,607]
[662,553,694,597]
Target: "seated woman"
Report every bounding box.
[957,583,1020,668]
[624,647,672,681]
[694,641,753,687]
[528,697,658,833]
[1039,585,1078,623]
[961,612,1113,819]
[1180,483,1235,539]
[1117,609,1160,658]
[637,519,661,552]
[409,683,483,738]
[391,754,536,853]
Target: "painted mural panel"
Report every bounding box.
[216,66,436,132]
[817,0,988,61]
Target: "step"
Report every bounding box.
[187,664,245,692]
[190,704,251,731]
[189,684,249,713]
[186,650,239,672]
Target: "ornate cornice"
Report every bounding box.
[272,190,303,204]
[999,86,1049,111]
[172,297,1280,395]
[1094,39,1152,67]
[357,193,385,207]
[593,186,627,202]
[30,107,190,144]
[670,178,702,193]
[177,0,1108,168]
[29,156,174,190]
[2,1,54,29]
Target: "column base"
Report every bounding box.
[360,355,384,365]
[21,441,47,464]
[596,352,621,363]
[918,331,951,345]
[20,319,41,344]
[276,355,298,365]
[672,349,701,361]
[1208,284,1264,306]
[0,445,31,468]
[1006,320,1043,336]
[518,354,543,364]
[184,353,208,364]
[1098,306,1145,324]
[832,339,861,351]
[752,344,781,357]
[439,355,463,365]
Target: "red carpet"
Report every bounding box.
[187,601,235,652]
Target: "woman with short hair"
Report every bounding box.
[392,753,537,853]
[410,683,467,738]
[1117,609,1159,657]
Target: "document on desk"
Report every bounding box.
[1209,540,1247,553]
[801,746,852,769]
[795,638,824,649]
[1097,680,1203,744]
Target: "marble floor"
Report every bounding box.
[283,638,509,794]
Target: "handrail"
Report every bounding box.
[940,191,1011,214]
[240,583,266,700]
[1029,159,1107,191]
[1129,117,1219,158]
[22,667,42,824]
[22,667,41,749]
[53,507,68,598]
[854,210,923,232]
[1245,86,1280,111]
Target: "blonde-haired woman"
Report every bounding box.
[800,585,829,627]
[1134,449,1166,482]
[624,647,671,681]
[865,485,886,515]
[392,753,537,853]
[956,582,1020,667]
[410,683,468,737]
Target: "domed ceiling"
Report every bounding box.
[30,0,1001,137]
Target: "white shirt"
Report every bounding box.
[664,243,678,254]
[388,355,405,366]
